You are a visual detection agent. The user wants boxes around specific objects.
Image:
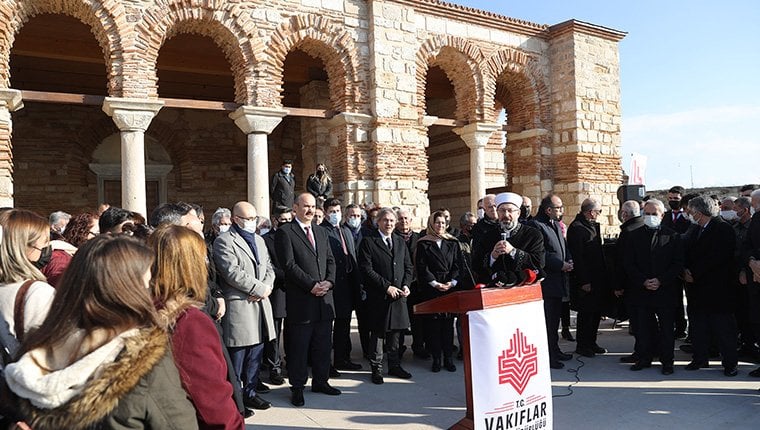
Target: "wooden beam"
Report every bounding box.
[161,97,239,111]
[21,90,104,106]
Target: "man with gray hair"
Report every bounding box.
[615,200,645,363]
[682,195,738,376]
[49,210,71,237]
[623,199,683,375]
[567,198,610,357]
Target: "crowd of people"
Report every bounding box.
[1,167,759,428]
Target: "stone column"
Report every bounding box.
[229,106,288,218]
[325,112,373,204]
[102,97,164,217]
[454,122,501,212]
[0,89,23,208]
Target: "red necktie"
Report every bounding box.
[337,227,348,255]
[305,226,315,249]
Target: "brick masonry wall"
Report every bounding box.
[0,0,625,231]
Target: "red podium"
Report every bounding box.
[414,284,543,430]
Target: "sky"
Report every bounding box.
[457,0,760,191]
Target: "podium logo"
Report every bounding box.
[497,328,538,394]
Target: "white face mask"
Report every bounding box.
[218,225,230,233]
[752,207,757,216]
[687,213,698,225]
[258,228,270,236]
[643,215,661,229]
[720,210,737,221]
[328,212,342,226]
[243,220,257,233]
[477,208,485,219]
[347,218,361,229]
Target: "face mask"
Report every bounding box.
[219,224,230,233]
[720,210,737,221]
[33,245,52,269]
[752,207,757,216]
[317,170,324,176]
[347,218,361,229]
[520,206,530,219]
[243,220,258,233]
[687,213,698,224]
[258,228,270,236]
[668,200,681,211]
[328,212,342,226]
[643,215,661,229]
[477,208,484,219]
[282,167,291,175]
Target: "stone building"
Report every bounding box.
[0,0,625,231]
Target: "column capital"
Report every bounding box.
[230,105,289,134]
[325,112,373,128]
[0,89,23,112]
[453,122,501,149]
[420,115,438,127]
[102,97,164,132]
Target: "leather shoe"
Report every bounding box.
[592,345,607,354]
[312,383,341,395]
[630,362,652,371]
[724,366,738,377]
[335,360,362,371]
[388,366,412,379]
[243,408,255,418]
[290,388,304,407]
[269,372,285,386]
[255,380,271,394]
[245,395,271,410]
[431,359,441,373]
[443,359,456,372]
[413,349,431,360]
[550,361,565,369]
[557,352,573,361]
[685,360,709,371]
[371,369,384,385]
[575,347,595,358]
[749,367,760,377]
[619,354,638,363]
[329,366,341,378]
[661,365,674,375]
[561,328,575,341]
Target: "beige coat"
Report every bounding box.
[213,229,276,347]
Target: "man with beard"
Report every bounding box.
[471,194,500,283]
[528,194,573,369]
[472,192,545,288]
[567,198,610,357]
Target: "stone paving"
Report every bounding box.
[246,318,760,429]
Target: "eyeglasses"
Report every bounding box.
[235,215,258,223]
[497,207,521,215]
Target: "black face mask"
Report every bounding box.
[668,200,681,211]
[33,245,53,270]
[520,206,530,219]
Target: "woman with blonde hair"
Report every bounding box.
[306,163,333,205]
[0,209,55,364]
[2,235,197,429]
[149,225,244,429]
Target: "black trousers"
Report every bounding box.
[264,317,284,375]
[635,306,675,365]
[747,283,760,347]
[561,301,571,329]
[675,282,687,334]
[736,283,755,348]
[369,329,402,370]
[543,297,563,361]
[424,315,454,361]
[355,297,371,358]
[576,311,602,350]
[690,309,737,368]
[286,319,332,389]
[333,317,352,364]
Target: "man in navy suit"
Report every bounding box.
[275,193,340,406]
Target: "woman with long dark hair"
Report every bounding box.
[415,210,462,373]
[3,235,197,429]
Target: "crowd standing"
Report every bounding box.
[1,166,760,428]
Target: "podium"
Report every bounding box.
[414,284,544,430]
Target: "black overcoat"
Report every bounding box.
[415,238,462,303]
[528,212,571,298]
[623,225,684,307]
[321,221,360,318]
[683,217,737,312]
[567,213,610,312]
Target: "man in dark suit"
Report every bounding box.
[275,193,340,406]
[321,198,363,374]
[682,195,738,376]
[394,207,426,359]
[528,194,573,369]
[741,190,760,376]
[270,160,295,209]
[623,199,683,375]
[662,185,691,338]
[616,200,646,363]
[358,207,414,384]
[567,198,610,357]
[471,194,500,284]
[261,205,292,386]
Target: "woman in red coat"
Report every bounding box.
[148,225,245,430]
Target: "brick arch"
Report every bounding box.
[483,48,550,129]
[416,35,485,122]
[0,0,126,94]
[132,0,263,104]
[262,14,366,112]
